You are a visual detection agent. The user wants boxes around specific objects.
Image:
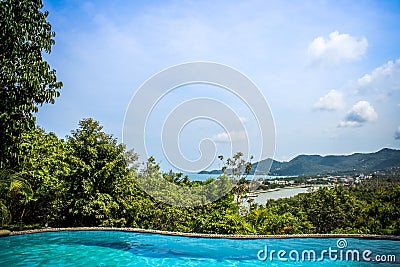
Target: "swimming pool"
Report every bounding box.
[0,230,399,266]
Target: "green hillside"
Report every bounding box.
[200,148,400,176]
[268,148,400,176]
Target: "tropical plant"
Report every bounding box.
[0,0,62,168]
[0,170,33,224]
[63,118,131,227]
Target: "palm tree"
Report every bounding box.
[0,170,33,225]
[0,200,11,227]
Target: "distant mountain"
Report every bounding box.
[199,148,400,176]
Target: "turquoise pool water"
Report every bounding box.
[0,231,399,266]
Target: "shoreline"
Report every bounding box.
[249,185,317,195]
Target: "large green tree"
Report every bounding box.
[0,0,62,168]
[64,118,132,227]
[17,128,69,226]
[0,128,69,227]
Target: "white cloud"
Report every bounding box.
[357,58,400,91]
[395,127,400,140]
[338,101,377,127]
[338,121,362,128]
[357,74,372,87]
[308,31,368,65]
[211,130,246,143]
[314,89,345,111]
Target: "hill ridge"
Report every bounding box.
[199,148,400,176]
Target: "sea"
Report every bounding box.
[184,173,287,181]
[184,173,311,203]
[251,187,310,204]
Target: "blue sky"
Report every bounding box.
[37,0,400,171]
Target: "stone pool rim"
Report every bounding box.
[2,227,399,240]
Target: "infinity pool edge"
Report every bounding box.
[4,227,400,240]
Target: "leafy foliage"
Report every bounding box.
[0,118,399,236]
[0,0,62,168]
[17,128,69,225]
[0,170,33,224]
[63,118,131,227]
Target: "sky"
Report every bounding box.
[37,0,400,172]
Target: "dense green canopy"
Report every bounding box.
[0,0,62,168]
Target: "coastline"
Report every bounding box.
[247,185,317,196]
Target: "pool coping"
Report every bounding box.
[5,227,400,240]
[0,230,11,237]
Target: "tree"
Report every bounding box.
[0,128,69,227]
[64,118,131,227]
[300,186,364,233]
[16,128,70,226]
[363,185,400,235]
[0,170,33,225]
[196,209,255,234]
[219,152,253,211]
[247,206,314,235]
[0,0,62,168]
[219,152,252,181]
